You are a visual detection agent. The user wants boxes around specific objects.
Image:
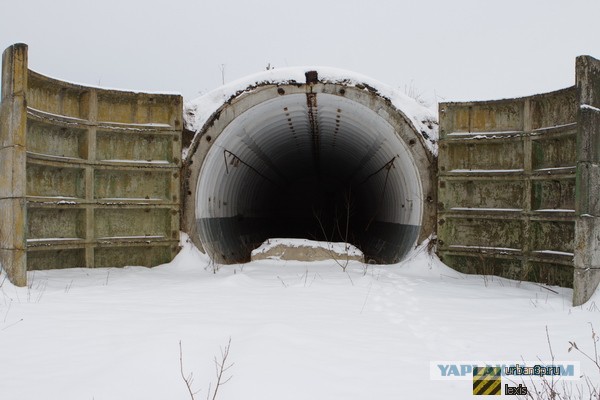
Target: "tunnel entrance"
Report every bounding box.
[183,72,436,264]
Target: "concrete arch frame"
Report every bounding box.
[182,74,437,264]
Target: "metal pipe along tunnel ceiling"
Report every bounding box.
[185,76,435,264]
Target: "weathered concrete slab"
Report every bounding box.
[439,56,600,306]
[0,43,182,286]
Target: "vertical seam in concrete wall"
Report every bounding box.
[522,99,532,275]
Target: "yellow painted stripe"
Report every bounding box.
[473,378,500,393]
[473,366,501,377]
[482,379,501,395]
[474,377,499,385]
[473,383,501,395]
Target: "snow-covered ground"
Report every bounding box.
[0,235,598,399]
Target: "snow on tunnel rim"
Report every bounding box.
[182,67,438,265]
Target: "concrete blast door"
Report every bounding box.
[184,81,436,264]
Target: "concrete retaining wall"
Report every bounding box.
[0,44,182,286]
[438,55,600,305]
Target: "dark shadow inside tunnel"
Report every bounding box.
[272,177,358,245]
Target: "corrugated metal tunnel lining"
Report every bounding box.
[184,79,436,264]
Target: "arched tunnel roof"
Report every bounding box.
[182,67,438,264]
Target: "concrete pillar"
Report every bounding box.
[84,89,97,268]
[0,44,28,286]
[573,55,600,305]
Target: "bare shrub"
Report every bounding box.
[513,326,599,400]
[179,338,234,400]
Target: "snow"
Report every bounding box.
[26,237,83,242]
[449,168,525,173]
[532,122,578,132]
[447,130,522,137]
[28,107,89,124]
[98,122,174,129]
[183,67,438,155]
[28,155,171,168]
[251,238,363,259]
[535,166,576,172]
[27,151,83,161]
[448,245,521,253]
[27,195,77,200]
[100,122,173,128]
[96,235,165,240]
[533,250,574,257]
[581,104,600,113]
[450,207,523,212]
[101,159,170,164]
[99,197,161,201]
[535,209,575,213]
[0,234,598,399]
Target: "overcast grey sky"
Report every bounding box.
[1,0,599,106]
